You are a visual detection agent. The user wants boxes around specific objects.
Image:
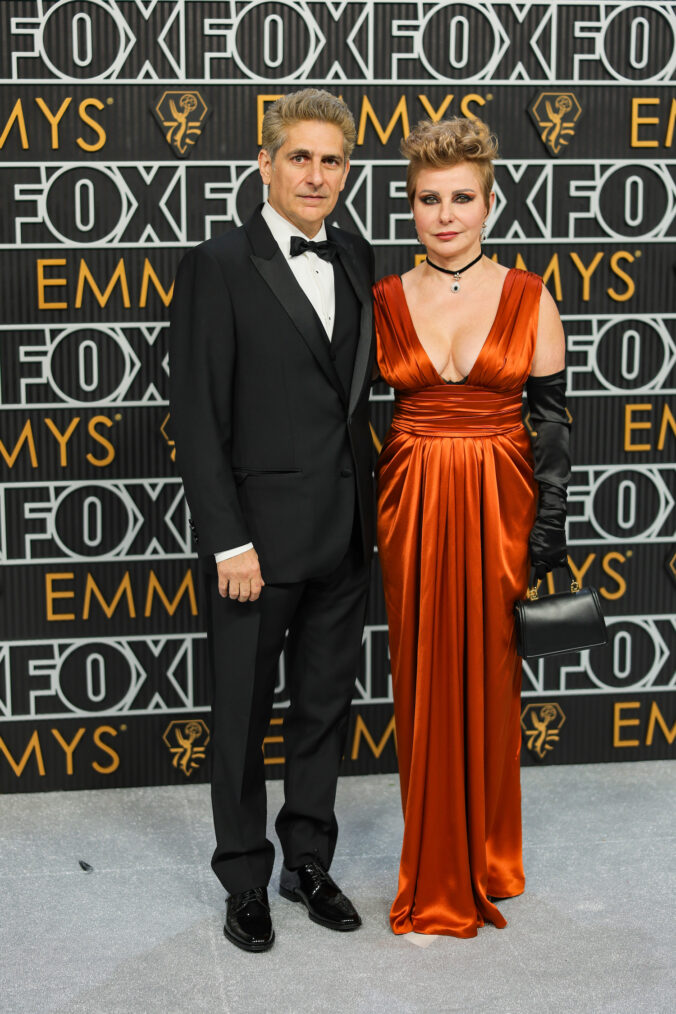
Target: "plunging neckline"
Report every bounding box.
[397,269,514,385]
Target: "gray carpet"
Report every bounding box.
[1,762,673,1014]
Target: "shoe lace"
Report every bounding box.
[304,862,336,892]
[233,887,266,911]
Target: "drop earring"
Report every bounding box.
[481,220,487,243]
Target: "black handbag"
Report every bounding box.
[514,565,608,659]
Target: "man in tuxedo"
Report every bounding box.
[169,90,375,952]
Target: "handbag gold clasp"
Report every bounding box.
[570,580,580,593]
[526,585,539,601]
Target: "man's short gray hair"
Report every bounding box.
[261,89,357,161]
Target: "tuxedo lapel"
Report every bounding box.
[245,208,345,400]
[329,224,374,417]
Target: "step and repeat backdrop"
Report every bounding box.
[0,0,674,792]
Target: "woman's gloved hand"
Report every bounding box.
[526,370,571,578]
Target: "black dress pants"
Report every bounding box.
[203,546,369,895]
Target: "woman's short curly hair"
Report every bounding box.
[401,117,498,208]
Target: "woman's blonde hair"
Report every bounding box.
[261,89,356,161]
[401,117,498,208]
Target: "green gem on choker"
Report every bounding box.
[426,249,484,293]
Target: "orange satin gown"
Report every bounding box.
[375,268,542,938]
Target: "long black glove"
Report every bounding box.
[526,370,571,578]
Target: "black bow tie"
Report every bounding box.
[289,236,337,262]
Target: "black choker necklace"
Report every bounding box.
[426,249,483,293]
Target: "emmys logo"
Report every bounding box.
[162,719,210,776]
[529,92,582,157]
[666,549,676,588]
[160,414,176,463]
[152,91,210,158]
[521,703,566,759]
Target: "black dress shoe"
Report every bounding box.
[279,861,361,931]
[224,887,274,952]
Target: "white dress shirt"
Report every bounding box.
[214,202,337,564]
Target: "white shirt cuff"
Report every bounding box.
[214,543,253,563]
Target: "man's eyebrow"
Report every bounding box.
[286,147,344,161]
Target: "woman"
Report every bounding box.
[375,118,570,938]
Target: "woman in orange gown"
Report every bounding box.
[375,119,570,937]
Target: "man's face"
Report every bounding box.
[258,120,350,238]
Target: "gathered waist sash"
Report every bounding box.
[391,386,525,438]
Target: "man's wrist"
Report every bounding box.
[215,543,254,563]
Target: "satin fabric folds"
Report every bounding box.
[375,269,542,938]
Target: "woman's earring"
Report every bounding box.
[481,220,487,244]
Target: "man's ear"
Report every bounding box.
[339,159,350,192]
[258,148,272,185]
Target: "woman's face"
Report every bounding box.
[412,162,493,263]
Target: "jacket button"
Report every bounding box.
[329,349,336,361]
[341,468,353,477]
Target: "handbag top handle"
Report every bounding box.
[527,563,580,601]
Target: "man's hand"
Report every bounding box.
[217,548,264,602]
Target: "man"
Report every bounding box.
[169,90,375,952]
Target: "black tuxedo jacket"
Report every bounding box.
[169,206,376,583]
